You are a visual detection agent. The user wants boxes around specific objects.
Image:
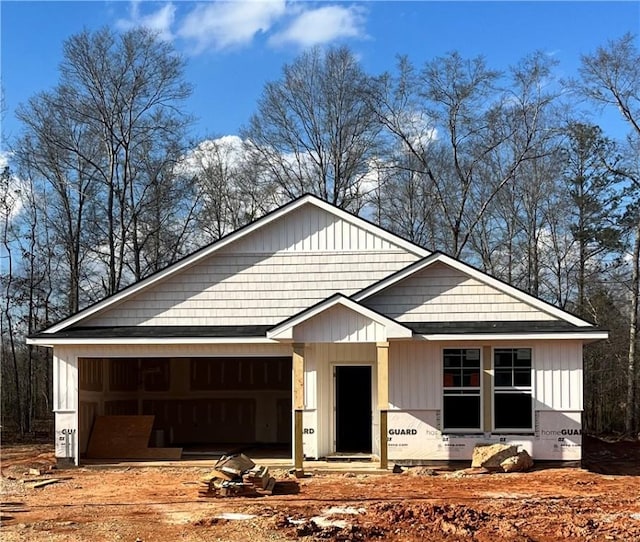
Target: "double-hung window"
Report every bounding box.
[494,348,533,431]
[442,348,481,431]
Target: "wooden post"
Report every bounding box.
[377,342,389,470]
[293,344,305,474]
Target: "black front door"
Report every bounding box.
[335,366,372,453]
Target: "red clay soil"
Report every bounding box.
[1,437,640,541]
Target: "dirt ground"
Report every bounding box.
[2,437,640,541]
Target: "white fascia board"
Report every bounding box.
[44,195,429,335]
[354,253,593,328]
[418,331,609,341]
[267,295,413,340]
[26,337,277,347]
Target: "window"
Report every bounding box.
[443,348,481,431]
[494,348,532,431]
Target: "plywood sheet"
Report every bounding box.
[86,415,181,460]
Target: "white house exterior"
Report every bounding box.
[28,195,607,467]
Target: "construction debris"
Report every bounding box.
[199,454,278,498]
[27,478,62,489]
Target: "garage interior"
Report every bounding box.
[78,356,292,459]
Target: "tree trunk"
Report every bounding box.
[626,223,640,435]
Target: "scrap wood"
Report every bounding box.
[201,468,236,484]
[28,478,62,489]
[243,465,271,489]
[85,415,182,460]
[214,453,255,476]
[199,453,283,498]
[22,476,72,484]
[28,467,53,476]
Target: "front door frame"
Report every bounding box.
[330,362,375,454]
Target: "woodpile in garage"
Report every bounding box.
[199,453,277,497]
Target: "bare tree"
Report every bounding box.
[243,46,380,211]
[181,137,275,243]
[577,33,640,435]
[370,52,559,258]
[15,27,193,309]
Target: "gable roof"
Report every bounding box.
[352,252,595,328]
[41,194,430,335]
[267,293,413,341]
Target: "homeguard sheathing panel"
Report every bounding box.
[83,204,419,327]
[363,262,559,322]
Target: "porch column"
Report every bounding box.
[377,341,389,470]
[293,343,305,474]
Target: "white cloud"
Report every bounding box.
[178,0,287,53]
[116,1,176,42]
[269,5,366,48]
[175,136,247,177]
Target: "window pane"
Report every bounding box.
[462,369,480,387]
[444,353,461,368]
[494,369,512,387]
[443,370,462,387]
[514,369,531,387]
[443,394,480,429]
[494,392,532,429]
[494,350,513,367]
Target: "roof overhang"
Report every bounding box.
[267,294,413,342]
[417,331,609,342]
[26,337,277,347]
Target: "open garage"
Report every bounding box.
[78,356,292,457]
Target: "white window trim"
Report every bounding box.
[441,346,483,434]
[491,346,535,434]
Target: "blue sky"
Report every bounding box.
[2,1,639,148]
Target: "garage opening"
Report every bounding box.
[78,357,292,458]
[335,366,372,453]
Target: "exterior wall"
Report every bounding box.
[53,347,79,463]
[57,338,584,463]
[84,205,420,327]
[364,262,559,322]
[383,339,583,461]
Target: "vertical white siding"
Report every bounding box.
[534,340,583,411]
[54,347,78,412]
[58,343,292,358]
[232,205,399,253]
[303,345,317,410]
[293,305,387,343]
[389,341,441,410]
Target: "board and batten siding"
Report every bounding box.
[388,341,441,411]
[293,305,387,343]
[84,205,420,327]
[533,340,583,411]
[364,262,558,322]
